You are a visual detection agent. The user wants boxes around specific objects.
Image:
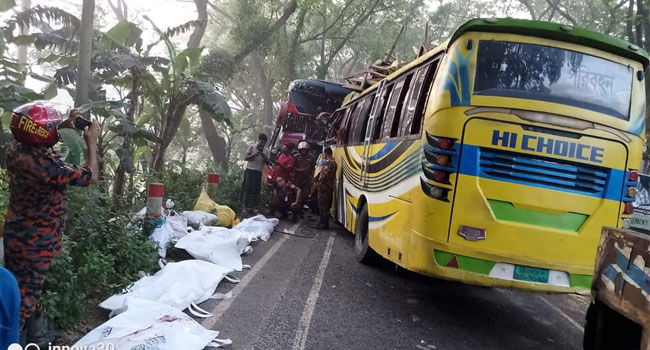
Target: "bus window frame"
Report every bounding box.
[380,75,411,140]
[354,93,376,144]
[373,53,445,143]
[344,102,361,145]
[342,92,377,146]
[327,109,345,143]
[372,84,393,142]
[408,55,443,137]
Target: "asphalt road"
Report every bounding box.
[197,218,589,350]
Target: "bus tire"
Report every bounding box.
[584,300,642,350]
[354,204,379,264]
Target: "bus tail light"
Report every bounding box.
[629,170,639,182]
[624,203,634,214]
[436,154,450,166]
[628,187,638,198]
[433,171,448,183]
[438,138,454,150]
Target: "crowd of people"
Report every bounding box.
[240,133,338,230]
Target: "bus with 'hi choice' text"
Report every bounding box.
[326,18,648,293]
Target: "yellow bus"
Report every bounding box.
[327,18,648,293]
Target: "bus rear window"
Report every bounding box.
[474,40,633,120]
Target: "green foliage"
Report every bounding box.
[42,187,159,327]
[105,20,143,50]
[0,0,15,12]
[199,48,236,84]
[143,165,206,211]
[187,79,232,123]
[210,171,245,214]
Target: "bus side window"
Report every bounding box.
[372,84,393,142]
[399,63,431,137]
[381,74,413,140]
[328,109,344,143]
[345,101,363,145]
[409,58,440,135]
[340,105,355,146]
[357,93,375,143]
[348,94,375,144]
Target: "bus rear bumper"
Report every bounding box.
[406,230,592,295]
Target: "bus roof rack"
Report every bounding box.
[449,18,650,68]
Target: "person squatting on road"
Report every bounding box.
[271,143,295,184]
[0,266,20,349]
[291,141,316,215]
[240,133,269,215]
[314,147,337,230]
[3,101,99,346]
[267,177,302,222]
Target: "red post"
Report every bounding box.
[207,173,219,198]
[147,183,164,218]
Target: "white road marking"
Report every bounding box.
[291,232,336,350]
[201,223,300,330]
[538,296,584,332]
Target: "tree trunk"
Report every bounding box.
[643,0,650,51]
[286,8,307,83]
[112,70,139,205]
[191,0,229,169]
[636,0,644,47]
[199,109,228,168]
[518,0,537,20]
[251,51,274,135]
[75,0,95,107]
[628,0,636,43]
[108,0,128,21]
[17,0,30,71]
[149,0,208,172]
[152,103,191,172]
[317,13,327,80]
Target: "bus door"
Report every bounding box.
[361,81,387,186]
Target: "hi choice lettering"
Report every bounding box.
[491,130,604,164]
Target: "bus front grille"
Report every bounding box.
[479,148,608,196]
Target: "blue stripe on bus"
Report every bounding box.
[458,144,625,202]
[368,142,399,161]
[369,212,396,222]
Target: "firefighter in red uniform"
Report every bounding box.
[3,101,99,346]
[292,141,315,215]
[314,147,337,230]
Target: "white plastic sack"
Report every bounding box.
[100,260,233,315]
[148,214,189,257]
[175,227,250,271]
[183,210,219,226]
[233,215,279,242]
[76,297,231,349]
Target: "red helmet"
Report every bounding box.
[10,101,69,147]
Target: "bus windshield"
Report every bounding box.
[474,40,633,120]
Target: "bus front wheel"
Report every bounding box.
[354,204,379,264]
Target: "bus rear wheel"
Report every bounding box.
[354,204,379,264]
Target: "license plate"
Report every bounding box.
[513,265,549,283]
